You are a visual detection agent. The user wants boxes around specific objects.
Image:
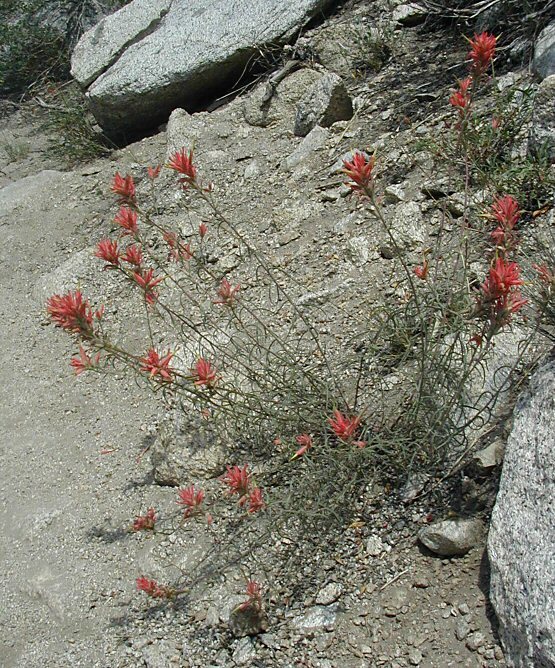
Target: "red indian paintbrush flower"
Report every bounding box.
[147,165,161,180]
[177,485,205,518]
[222,464,251,501]
[70,346,101,375]
[95,239,120,267]
[491,195,520,229]
[192,358,217,388]
[533,263,555,285]
[468,32,496,75]
[111,172,136,202]
[132,268,163,305]
[247,487,265,513]
[292,433,313,459]
[114,206,139,236]
[480,258,523,301]
[47,291,96,336]
[328,409,362,442]
[238,580,263,612]
[136,576,173,599]
[168,148,197,186]
[214,278,240,306]
[413,260,429,280]
[342,151,375,195]
[133,508,156,531]
[449,77,472,112]
[199,223,208,238]
[121,244,143,267]
[139,348,174,381]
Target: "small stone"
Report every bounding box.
[418,518,483,556]
[366,535,385,556]
[392,3,426,27]
[294,72,353,137]
[494,645,504,660]
[412,576,430,589]
[465,632,486,652]
[293,605,338,631]
[284,126,329,170]
[408,648,423,665]
[232,637,256,665]
[244,161,260,179]
[458,602,471,616]
[229,602,269,638]
[316,582,342,605]
[455,620,471,641]
[473,439,504,470]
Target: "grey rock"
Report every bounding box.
[293,604,338,631]
[418,518,483,556]
[71,0,173,88]
[472,439,504,470]
[150,409,228,485]
[466,632,486,652]
[72,0,337,134]
[316,582,342,605]
[389,200,426,251]
[229,603,269,638]
[348,236,376,267]
[488,356,555,668]
[533,21,555,80]
[392,3,426,27]
[142,641,179,668]
[232,637,256,665]
[408,648,423,666]
[242,68,321,128]
[294,72,353,137]
[283,126,329,170]
[366,535,385,557]
[455,619,471,641]
[529,74,555,163]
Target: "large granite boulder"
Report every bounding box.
[533,21,555,80]
[529,74,555,163]
[71,0,337,135]
[488,353,555,667]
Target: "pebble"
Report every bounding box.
[316,582,342,606]
[465,631,486,652]
[408,648,423,665]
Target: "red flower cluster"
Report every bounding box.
[449,77,472,115]
[111,172,136,203]
[115,206,139,237]
[199,223,208,239]
[490,195,520,253]
[238,580,263,612]
[328,409,363,445]
[147,165,161,180]
[477,258,527,334]
[70,346,101,375]
[221,465,265,513]
[214,279,240,306]
[192,358,217,388]
[133,508,156,531]
[136,576,173,599]
[139,348,175,382]
[413,259,429,281]
[168,148,197,187]
[342,151,375,195]
[292,433,313,459]
[177,485,205,518]
[122,244,143,267]
[95,239,120,267]
[47,290,98,337]
[132,268,163,305]
[468,32,496,75]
